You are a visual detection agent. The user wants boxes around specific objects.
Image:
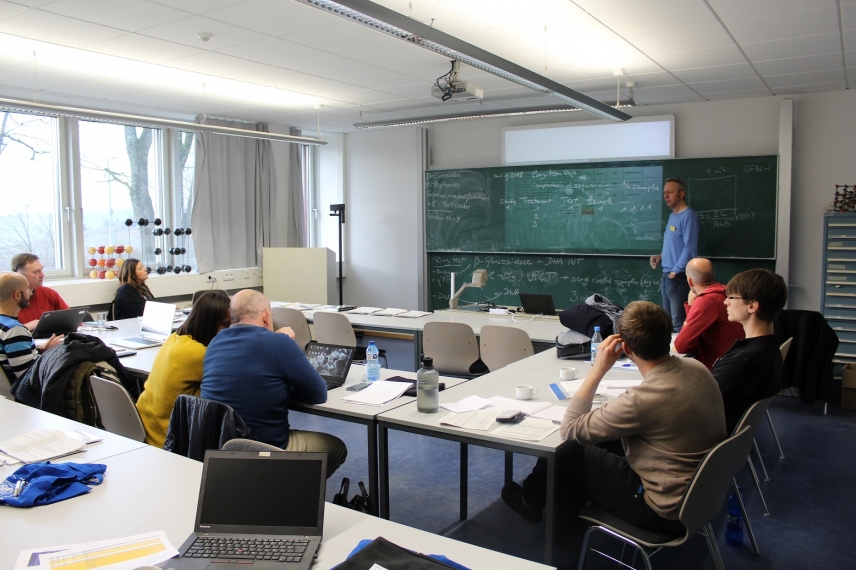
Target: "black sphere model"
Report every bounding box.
[153,247,162,255]
[125,219,134,227]
[138,218,149,226]
[183,265,192,273]
[164,228,172,235]
[180,247,187,255]
[145,266,152,274]
[173,266,182,274]
[184,228,192,235]
[153,218,162,226]
[156,266,166,275]
[174,228,183,236]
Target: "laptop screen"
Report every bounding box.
[196,451,326,535]
[140,301,177,337]
[305,343,355,380]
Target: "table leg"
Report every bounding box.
[460,442,468,520]
[378,425,390,519]
[367,420,379,516]
[544,454,557,565]
[504,451,513,483]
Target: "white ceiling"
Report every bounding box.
[0,0,853,133]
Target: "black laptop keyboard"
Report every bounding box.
[186,537,308,563]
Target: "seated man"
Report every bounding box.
[714,269,788,433]
[201,289,347,477]
[503,301,726,544]
[674,258,744,369]
[12,253,69,331]
[0,273,63,383]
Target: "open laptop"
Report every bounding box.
[163,450,327,570]
[32,308,88,339]
[304,343,356,390]
[111,300,176,349]
[519,293,557,316]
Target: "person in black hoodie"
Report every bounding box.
[713,269,788,433]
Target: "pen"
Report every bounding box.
[552,420,561,425]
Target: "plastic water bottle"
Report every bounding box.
[366,341,380,382]
[417,356,440,413]
[590,326,602,364]
[725,489,744,546]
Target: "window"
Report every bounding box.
[0,112,62,272]
[172,130,196,270]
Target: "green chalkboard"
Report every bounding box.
[429,253,776,311]
[425,156,778,258]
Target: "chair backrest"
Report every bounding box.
[191,290,208,305]
[423,321,482,376]
[89,374,146,442]
[313,311,357,347]
[779,337,793,361]
[731,396,774,439]
[272,307,313,351]
[679,426,755,535]
[0,366,13,401]
[221,438,283,452]
[479,325,534,371]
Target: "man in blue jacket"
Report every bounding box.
[201,289,347,477]
[650,178,699,332]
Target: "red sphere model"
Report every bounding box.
[98,270,106,279]
[97,245,106,255]
[88,258,97,267]
[115,245,125,254]
[105,258,116,267]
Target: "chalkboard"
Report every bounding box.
[426,156,778,258]
[429,253,776,311]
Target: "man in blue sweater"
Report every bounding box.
[201,289,347,477]
[649,178,699,332]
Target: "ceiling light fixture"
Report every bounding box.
[354,105,581,129]
[0,97,327,145]
[293,0,631,122]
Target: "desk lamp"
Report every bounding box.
[449,269,488,309]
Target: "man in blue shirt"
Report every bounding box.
[201,289,347,477]
[650,178,699,332]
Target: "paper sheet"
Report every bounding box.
[36,531,178,570]
[531,405,567,423]
[374,308,408,316]
[440,395,491,414]
[439,409,498,431]
[485,396,552,416]
[611,361,640,372]
[340,380,412,406]
[394,310,432,318]
[0,430,86,464]
[492,418,559,442]
[347,307,383,314]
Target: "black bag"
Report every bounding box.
[556,330,592,360]
[333,477,373,515]
[558,303,615,337]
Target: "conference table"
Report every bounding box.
[0,398,553,570]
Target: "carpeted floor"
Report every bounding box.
[288,335,856,569]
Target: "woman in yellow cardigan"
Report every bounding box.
[136,290,231,447]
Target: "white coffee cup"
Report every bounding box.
[516,385,538,400]
[560,367,577,381]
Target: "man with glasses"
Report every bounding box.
[12,253,69,331]
[714,269,788,433]
[0,273,64,383]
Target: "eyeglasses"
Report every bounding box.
[726,296,744,300]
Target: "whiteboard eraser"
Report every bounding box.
[489,308,511,315]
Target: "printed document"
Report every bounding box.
[394,310,432,318]
[0,430,86,464]
[486,396,552,416]
[374,308,409,316]
[439,409,498,431]
[347,307,383,314]
[19,530,178,570]
[492,418,559,442]
[340,380,412,406]
[441,395,491,414]
[531,405,567,423]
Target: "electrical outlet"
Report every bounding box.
[206,275,217,282]
[259,268,263,278]
[243,270,250,279]
[223,272,235,281]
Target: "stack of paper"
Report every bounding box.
[394,310,432,318]
[492,418,559,442]
[16,531,178,570]
[340,380,412,406]
[348,307,383,314]
[531,405,567,422]
[374,308,409,316]
[485,396,552,416]
[439,409,498,431]
[0,430,90,464]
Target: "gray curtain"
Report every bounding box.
[286,127,308,247]
[191,116,273,273]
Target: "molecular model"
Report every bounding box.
[87,244,131,279]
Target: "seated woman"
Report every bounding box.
[113,259,156,319]
[135,290,231,447]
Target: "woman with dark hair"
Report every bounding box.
[113,259,156,319]
[135,290,231,447]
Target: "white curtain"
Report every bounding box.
[286,127,308,247]
[191,117,274,273]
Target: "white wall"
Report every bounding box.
[343,128,425,309]
[339,90,856,313]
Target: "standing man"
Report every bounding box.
[673,258,744,370]
[12,254,69,331]
[650,178,699,332]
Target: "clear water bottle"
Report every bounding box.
[366,341,380,382]
[417,356,440,413]
[725,489,744,546]
[590,326,602,364]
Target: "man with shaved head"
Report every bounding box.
[201,289,347,477]
[673,258,744,370]
[0,272,63,383]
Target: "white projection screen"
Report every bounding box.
[502,115,674,165]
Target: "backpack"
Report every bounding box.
[555,330,592,360]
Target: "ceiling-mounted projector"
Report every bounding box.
[432,60,483,102]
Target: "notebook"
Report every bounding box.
[304,343,356,390]
[519,293,557,316]
[164,450,327,570]
[32,308,89,339]
[111,301,176,349]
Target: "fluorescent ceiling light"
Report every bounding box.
[0,98,326,145]
[293,0,631,122]
[354,105,581,129]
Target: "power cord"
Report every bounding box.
[434,61,457,101]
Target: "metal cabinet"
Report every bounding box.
[822,211,856,363]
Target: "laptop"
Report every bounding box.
[304,343,356,390]
[163,450,327,570]
[519,293,557,316]
[32,308,89,339]
[111,301,176,349]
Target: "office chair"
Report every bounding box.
[0,366,14,401]
[577,426,755,570]
[272,307,313,351]
[89,374,146,442]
